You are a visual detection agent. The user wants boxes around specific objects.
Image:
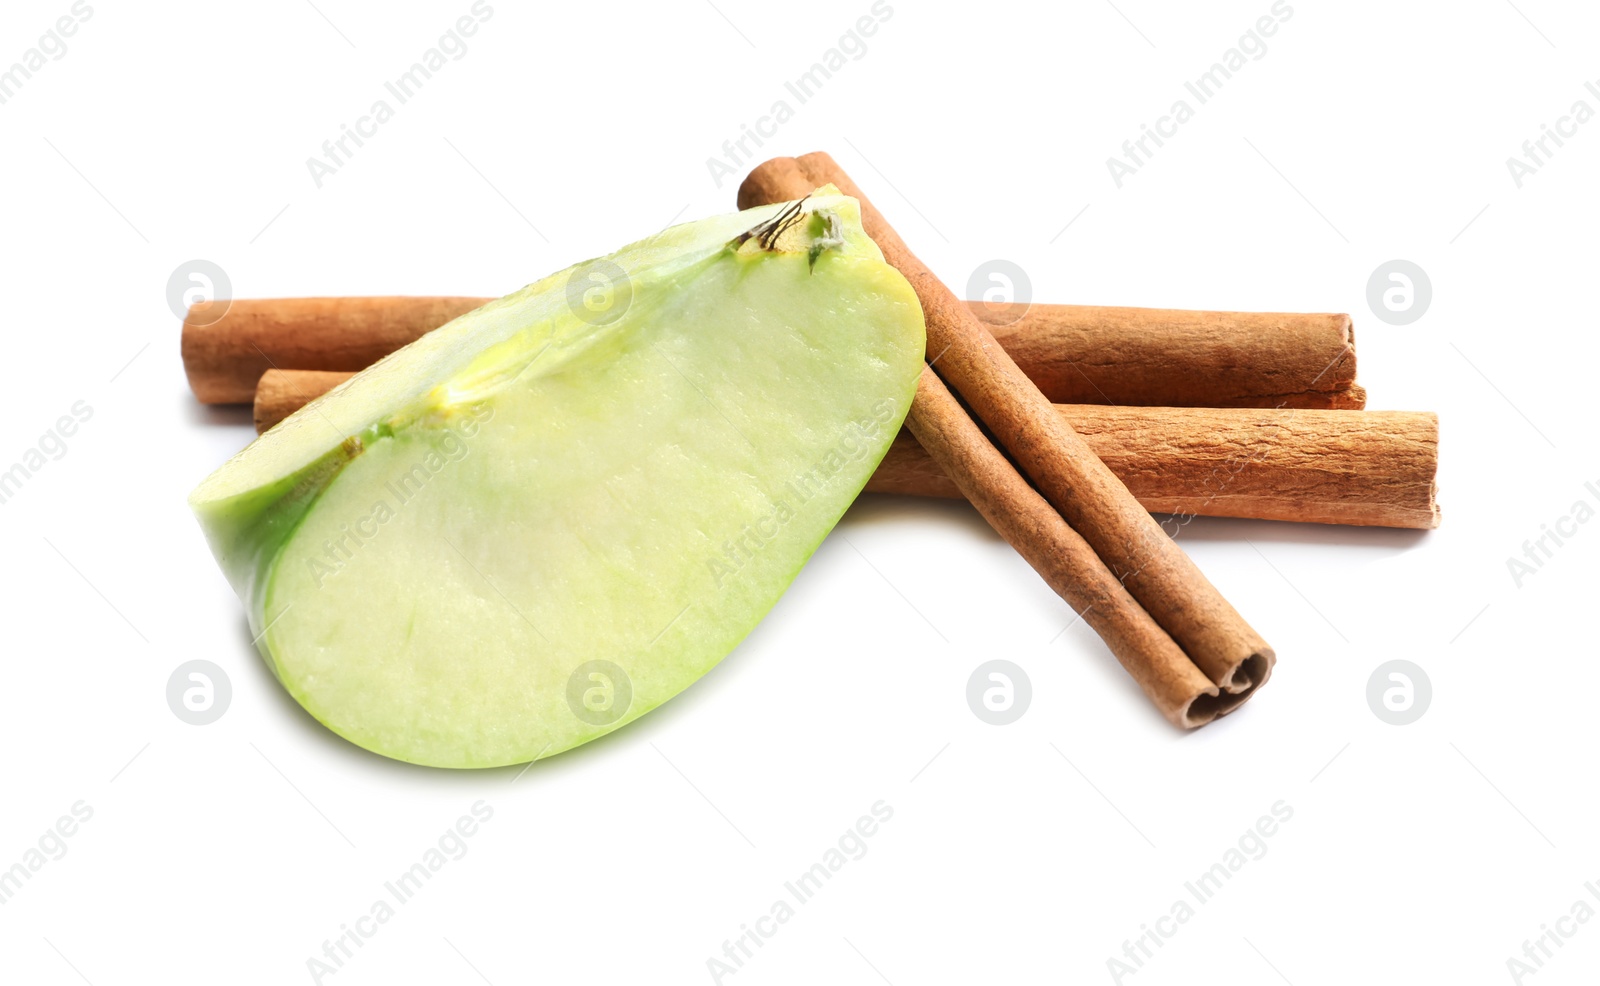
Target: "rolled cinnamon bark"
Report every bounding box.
[875,404,1439,529]
[185,296,1363,409]
[182,296,487,403]
[907,368,1230,725]
[981,305,1364,409]
[256,369,1439,530]
[253,369,358,434]
[742,153,1272,717]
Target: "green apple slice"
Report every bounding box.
[190,191,925,768]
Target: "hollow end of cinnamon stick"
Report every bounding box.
[901,366,1271,729]
[744,154,1277,726]
[1182,651,1273,725]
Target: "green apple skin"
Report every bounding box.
[190,192,925,768]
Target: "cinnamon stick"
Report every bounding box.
[254,369,358,434]
[907,368,1229,724]
[981,304,1363,409]
[182,296,487,403]
[741,153,1272,718]
[185,296,1363,409]
[884,404,1438,529]
[257,368,1439,530]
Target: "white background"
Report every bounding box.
[2,0,1597,983]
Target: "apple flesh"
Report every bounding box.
[190,192,925,768]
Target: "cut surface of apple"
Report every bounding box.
[190,192,925,768]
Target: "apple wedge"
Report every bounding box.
[190,191,925,768]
